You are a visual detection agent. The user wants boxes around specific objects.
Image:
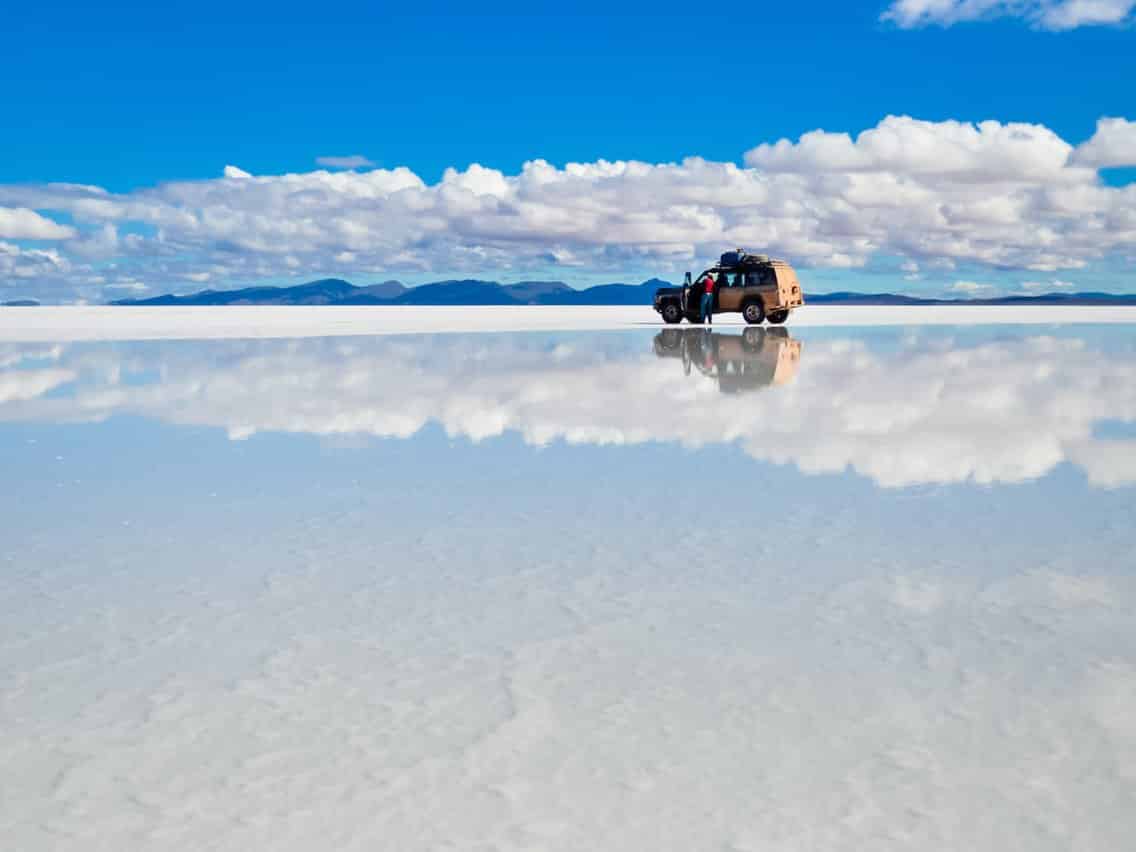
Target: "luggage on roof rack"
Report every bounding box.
[721,250,772,267]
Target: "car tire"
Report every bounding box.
[742,301,765,325]
[767,310,789,324]
[661,302,682,324]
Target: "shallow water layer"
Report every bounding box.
[2,325,1135,850]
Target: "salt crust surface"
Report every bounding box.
[5,473,1134,851]
[1,304,1135,342]
[2,327,1135,850]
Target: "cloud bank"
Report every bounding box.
[1,115,1134,302]
[881,0,1136,29]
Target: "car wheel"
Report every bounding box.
[767,310,789,324]
[661,302,682,324]
[742,301,765,325]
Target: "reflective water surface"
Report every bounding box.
[2,325,1135,850]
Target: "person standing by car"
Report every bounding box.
[700,272,716,325]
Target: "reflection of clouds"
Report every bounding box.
[764,336,1136,486]
[0,367,73,404]
[2,332,1135,487]
[0,343,63,368]
[1065,439,1136,488]
[0,344,73,403]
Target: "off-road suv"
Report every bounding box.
[653,250,804,325]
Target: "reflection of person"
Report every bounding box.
[701,273,715,325]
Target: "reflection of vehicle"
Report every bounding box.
[653,249,805,325]
[653,327,802,393]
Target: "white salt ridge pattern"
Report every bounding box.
[1,305,1135,342]
[3,469,1135,850]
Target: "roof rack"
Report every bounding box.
[713,254,774,269]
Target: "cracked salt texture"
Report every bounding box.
[1,324,1134,850]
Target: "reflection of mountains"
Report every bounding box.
[2,332,1134,488]
[654,328,801,394]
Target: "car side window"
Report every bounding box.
[745,271,761,287]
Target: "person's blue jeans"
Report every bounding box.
[700,293,714,323]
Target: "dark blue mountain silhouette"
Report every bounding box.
[110,277,667,306]
[113,278,359,305]
[395,280,517,305]
[109,278,1136,307]
[536,279,672,305]
[503,281,576,302]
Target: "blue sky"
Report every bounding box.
[1,1,1134,301]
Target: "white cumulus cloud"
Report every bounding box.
[950,280,993,293]
[1039,0,1136,28]
[1071,117,1136,168]
[0,206,75,240]
[0,241,70,281]
[315,155,375,169]
[0,114,1134,302]
[881,0,1136,29]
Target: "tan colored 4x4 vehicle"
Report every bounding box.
[653,250,805,325]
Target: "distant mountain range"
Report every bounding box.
[110,278,668,306]
[99,278,1136,307]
